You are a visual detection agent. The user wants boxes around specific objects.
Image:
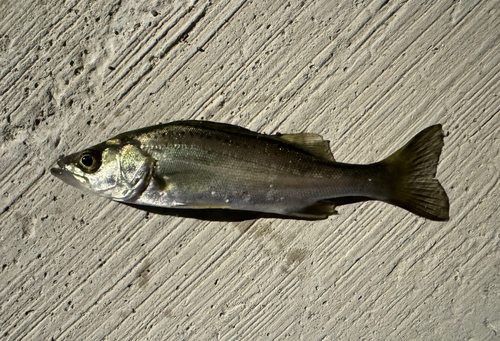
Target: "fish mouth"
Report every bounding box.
[50,166,64,177]
[50,158,67,176]
[50,161,91,190]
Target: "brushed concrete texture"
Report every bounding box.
[1,0,499,340]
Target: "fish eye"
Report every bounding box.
[78,150,101,173]
[81,154,94,167]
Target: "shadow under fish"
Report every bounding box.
[123,195,373,222]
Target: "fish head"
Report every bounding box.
[51,141,154,201]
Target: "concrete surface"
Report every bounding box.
[1,0,499,340]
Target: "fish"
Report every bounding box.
[50,120,450,221]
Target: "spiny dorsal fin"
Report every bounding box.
[275,133,335,161]
[177,120,256,136]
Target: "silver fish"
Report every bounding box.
[50,121,449,221]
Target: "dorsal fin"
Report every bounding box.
[174,121,335,161]
[275,133,335,161]
[176,120,257,136]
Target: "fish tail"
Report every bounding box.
[380,124,449,221]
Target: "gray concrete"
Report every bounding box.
[1,0,499,340]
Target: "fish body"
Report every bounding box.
[51,120,449,221]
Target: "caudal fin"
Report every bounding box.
[381,125,449,221]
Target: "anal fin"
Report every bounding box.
[286,200,338,220]
[327,196,372,207]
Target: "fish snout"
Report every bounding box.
[50,167,63,176]
[49,156,65,174]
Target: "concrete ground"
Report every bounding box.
[1,0,499,340]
